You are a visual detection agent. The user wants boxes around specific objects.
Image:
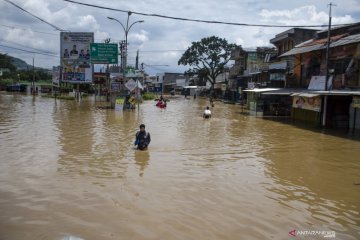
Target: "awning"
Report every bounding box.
[243,88,280,93]
[246,88,360,96]
[291,92,320,97]
[263,91,294,95]
[291,90,360,96]
[314,90,360,96]
[249,71,262,75]
[262,92,292,95]
[261,88,305,96]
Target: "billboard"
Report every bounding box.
[292,96,322,112]
[60,32,94,83]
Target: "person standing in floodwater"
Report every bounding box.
[203,106,212,119]
[134,124,151,150]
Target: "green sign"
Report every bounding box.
[90,43,118,64]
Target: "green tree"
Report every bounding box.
[178,36,236,93]
[0,54,17,72]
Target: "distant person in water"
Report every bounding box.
[210,97,214,107]
[134,124,151,150]
[203,106,211,119]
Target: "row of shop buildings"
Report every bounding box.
[227,22,360,131]
[119,22,360,131]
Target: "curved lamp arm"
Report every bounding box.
[128,20,144,33]
[107,17,126,33]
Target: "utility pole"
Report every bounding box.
[104,38,111,103]
[322,2,336,127]
[325,2,335,91]
[32,57,35,95]
[120,40,126,76]
[107,15,144,81]
[119,41,123,73]
[135,50,139,70]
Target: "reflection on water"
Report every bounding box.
[135,150,150,177]
[0,92,359,240]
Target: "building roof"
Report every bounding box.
[261,88,360,96]
[270,28,318,44]
[316,22,360,34]
[279,33,360,57]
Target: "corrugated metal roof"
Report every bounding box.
[279,33,360,57]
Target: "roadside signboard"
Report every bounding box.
[308,76,333,90]
[125,79,136,91]
[111,82,121,92]
[60,32,94,83]
[52,66,60,86]
[115,97,124,111]
[292,96,322,112]
[90,43,118,64]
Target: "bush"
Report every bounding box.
[0,78,14,86]
[142,92,156,100]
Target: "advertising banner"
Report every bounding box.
[60,32,94,83]
[352,96,360,108]
[308,76,333,90]
[292,96,322,112]
[115,97,124,111]
[111,82,121,92]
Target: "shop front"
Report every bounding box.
[243,88,280,116]
[291,93,322,126]
[350,96,360,130]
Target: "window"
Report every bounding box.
[329,58,351,75]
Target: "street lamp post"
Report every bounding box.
[107,13,144,78]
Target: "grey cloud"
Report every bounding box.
[0,0,358,72]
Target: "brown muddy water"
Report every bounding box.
[0,92,359,240]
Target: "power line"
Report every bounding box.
[63,0,353,28]
[0,24,59,36]
[3,0,66,31]
[0,44,59,58]
[133,50,185,53]
[0,39,57,55]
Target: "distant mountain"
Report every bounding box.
[9,57,31,70]
[8,56,50,71]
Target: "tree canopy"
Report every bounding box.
[0,53,17,72]
[178,36,236,89]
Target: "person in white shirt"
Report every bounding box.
[203,106,212,119]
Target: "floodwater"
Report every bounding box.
[0,92,359,240]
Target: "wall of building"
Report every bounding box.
[292,108,321,126]
[349,104,360,130]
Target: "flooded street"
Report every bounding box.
[0,92,360,240]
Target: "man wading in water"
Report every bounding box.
[134,124,151,150]
[203,106,212,119]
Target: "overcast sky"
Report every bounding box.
[0,0,359,75]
